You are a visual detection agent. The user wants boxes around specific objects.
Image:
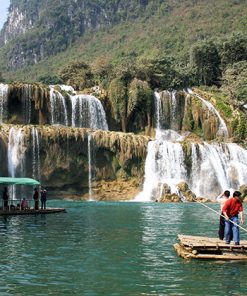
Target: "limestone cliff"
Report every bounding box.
[0,125,150,200]
[0,0,150,69]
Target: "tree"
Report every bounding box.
[59,61,93,90]
[38,75,62,85]
[127,78,153,128]
[221,61,247,102]
[135,55,176,89]
[108,78,127,132]
[220,33,247,69]
[91,56,113,86]
[190,41,221,85]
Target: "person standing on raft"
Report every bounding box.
[216,190,230,240]
[2,187,9,210]
[33,188,39,210]
[222,191,244,245]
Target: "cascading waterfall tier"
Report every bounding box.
[187,89,228,138]
[7,127,26,200]
[22,84,32,124]
[49,87,108,130]
[136,90,247,201]
[71,95,108,130]
[0,83,9,123]
[7,127,26,178]
[49,86,69,126]
[32,127,41,181]
[0,84,109,131]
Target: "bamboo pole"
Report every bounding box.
[193,198,247,234]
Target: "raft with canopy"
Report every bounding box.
[0,177,66,215]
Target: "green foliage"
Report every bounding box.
[220,32,247,69]
[38,75,62,85]
[1,0,247,91]
[91,56,113,86]
[215,100,232,118]
[59,61,93,90]
[221,61,247,102]
[135,56,177,89]
[236,114,247,140]
[231,112,247,141]
[108,78,127,123]
[127,78,152,119]
[189,41,221,85]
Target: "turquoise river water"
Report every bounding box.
[0,201,247,296]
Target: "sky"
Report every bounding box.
[0,0,10,30]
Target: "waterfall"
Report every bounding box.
[32,127,41,181]
[154,91,161,133]
[190,143,247,198]
[8,128,26,178]
[22,85,32,124]
[0,83,8,123]
[7,128,26,200]
[71,95,108,130]
[188,89,228,138]
[136,90,247,201]
[137,140,247,200]
[88,133,93,200]
[49,87,68,126]
[58,85,76,94]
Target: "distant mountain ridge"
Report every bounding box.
[0,0,151,69]
[0,0,246,81]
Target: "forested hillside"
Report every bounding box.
[0,0,246,106]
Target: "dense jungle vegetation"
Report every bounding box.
[0,0,246,136]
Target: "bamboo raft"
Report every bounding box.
[174,235,247,260]
[0,208,66,216]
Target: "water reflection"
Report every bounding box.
[0,201,247,295]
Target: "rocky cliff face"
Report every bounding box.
[0,125,150,200]
[0,0,150,69]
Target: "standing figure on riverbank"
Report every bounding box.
[2,187,9,210]
[222,191,244,245]
[216,190,230,240]
[33,188,39,210]
[41,189,47,210]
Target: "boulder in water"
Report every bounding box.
[177,182,196,202]
[240,184,247,201]
[177,182,189,192]
[159,193,181,203]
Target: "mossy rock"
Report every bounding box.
[177,182,189,192]
[160,193,181,203]
[240,184,247,201]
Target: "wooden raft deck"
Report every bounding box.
[174,235,247,260]
[0,208,66,216]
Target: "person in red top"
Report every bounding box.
[222,191,244,245]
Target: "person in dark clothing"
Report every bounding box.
[2,187,9,210]
[33,188,39,210]
[216,190,230,240]
[41,189,47,210]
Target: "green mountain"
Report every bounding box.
[0,0,247,98]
